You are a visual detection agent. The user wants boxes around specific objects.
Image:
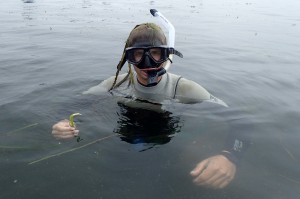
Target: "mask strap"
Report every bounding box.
[170,48,183,58]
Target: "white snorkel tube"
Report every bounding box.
[150,9,182,72]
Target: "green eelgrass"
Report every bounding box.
[69,113,81,127]
[4,123,38,135]
[69,113,83,142]
[0,145,32,150]
[1,123,39,151]
[28,134,117,165]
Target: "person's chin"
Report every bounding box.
[140,70,148,79]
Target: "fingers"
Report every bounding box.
[190,160,219,187]
[190,159,209,177]
[53,133,75,139]
[190,155,237,189]
[52,120,80,140]
[192,163,219,186]
[192,167,230,189]
[211,176,232,189]
[203,169,234,189]
[197,170,223,186]
[52,129,78,139]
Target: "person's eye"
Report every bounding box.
[150,49,161,60]
[134,50,143,56]
[134,50,144,61]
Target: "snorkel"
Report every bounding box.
[150,9,175,73]
[146,9,178,86]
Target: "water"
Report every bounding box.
[1,0,300,198]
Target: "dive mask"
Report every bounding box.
[125,46,183,69]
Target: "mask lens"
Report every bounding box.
[150,47,169,63]
[126,47,169,65]
[133,49,144,63]
[149,48,162,62]
[126,48,144,64]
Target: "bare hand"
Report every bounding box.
[52,119,79,139]
[190,155,236,189]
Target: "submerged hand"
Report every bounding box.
[190,155,236,189]
[52,119,79,139]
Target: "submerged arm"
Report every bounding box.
[176,78,251,188]
[190,104,252,189]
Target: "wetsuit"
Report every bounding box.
[84,72,250,164]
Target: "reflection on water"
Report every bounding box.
[115,102,182,149]
[22,0,35,3]
[22,0,36,21]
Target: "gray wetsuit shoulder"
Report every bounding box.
[83,72,213,104]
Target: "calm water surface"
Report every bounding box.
[1,0,300,198]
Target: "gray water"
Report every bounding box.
[1,0,300,198]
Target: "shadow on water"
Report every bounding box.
[114,102,183,150]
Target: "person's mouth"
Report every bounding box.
[139,66,163,78]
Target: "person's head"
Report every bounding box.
[127,23,167,48]
[125,23,171,85]
[110,22,182,90]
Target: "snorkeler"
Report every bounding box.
[52,9,248,189]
